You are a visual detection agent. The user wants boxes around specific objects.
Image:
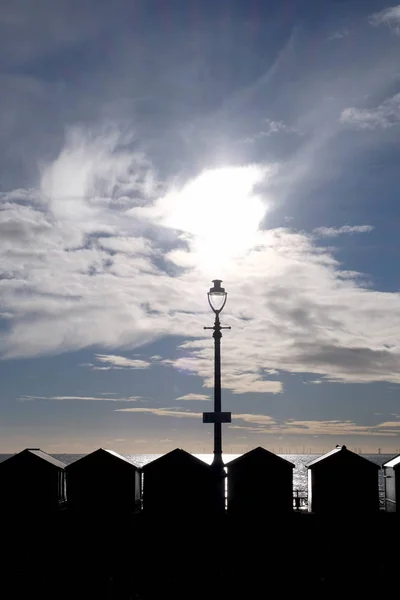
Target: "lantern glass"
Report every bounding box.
[208,280,227,314]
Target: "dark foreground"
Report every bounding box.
[1,510,399,599]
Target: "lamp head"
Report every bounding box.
[208,279,227,314]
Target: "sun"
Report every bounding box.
[161,166,268,272]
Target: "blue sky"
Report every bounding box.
[1,0,400,454]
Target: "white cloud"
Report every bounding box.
[94,354,151,369]
[260,119,296,136]
[97,236,154,256]
[370,5,400,30]
[175,393,211,401]
[328,29,350,40]
[245,119,299,143]
[19,395,142,402]
[3,124,400,393]
[116,407,203,419]
[230,416,400,436]
[340,94,400,129]
[115,406,400,437]
[235,413,276,425]
[313,225,373,237]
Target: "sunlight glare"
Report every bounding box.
[162,166,267,272]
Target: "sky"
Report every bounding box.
[1,0,400,455]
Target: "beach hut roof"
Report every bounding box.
[65,448,138,470]
[226,446,295,468]
[383,454,400,469]
[142,448,211,471]
[0,448,66,469]
[306,445,379,469]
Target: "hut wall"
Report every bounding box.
[228,464,293,514]
[66,463,140,512]
[384,466,396,512]
[0,460,62,511]
[143,466,216,515]
[309,465,379,514]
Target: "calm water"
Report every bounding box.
[0,452,394,494]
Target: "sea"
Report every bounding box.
[0,452,395,497]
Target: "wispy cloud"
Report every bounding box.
[235,413,276,425]
[328,29,350,40]
[117,406,400,437]
[175,393,211,401]
[19,395,142,402]
[230,417,400,437]
[340,93,400,129]
[93,354,151,370]
[2,111,400,391]
[116,408,276,423]
[115,407,203,418]
[313,225,374,237]
[245,119,300,143]
[370,5,400,30]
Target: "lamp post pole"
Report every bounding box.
[203,280,231,513]
[213,313,223,470]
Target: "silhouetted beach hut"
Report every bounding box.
[65,448,141,512]
[0,448,66,512]
[142,448,217,515]
[383,454,400,512]
[227,447,295,515]
[306,445,379,514]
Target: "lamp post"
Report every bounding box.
[203,280,231,512]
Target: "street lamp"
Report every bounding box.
[203,280,231,512]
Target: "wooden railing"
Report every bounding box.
[293,489,308,510]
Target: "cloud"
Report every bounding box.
[328,29,350,40]
[3,123,400,392]
[118,405,400,437]
[262,120,294,135]
[175,393,211,401]
[313,225,374,237]
[93,354,151,370]
[235,413,276,425]
[245,119,300,143]
[116,408,276,424]
[115,407,203,419]
[377,421,400,427]
[19,395,142,402]
[230,417,400,437]
[370,5,400,30]
[340,94,400,129]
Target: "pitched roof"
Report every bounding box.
[142,448,212,471]
[306,445,379,469]
[383,454,400,469]
[65,448,138,470]
[226,447,295,469]
[0,448,66,469]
